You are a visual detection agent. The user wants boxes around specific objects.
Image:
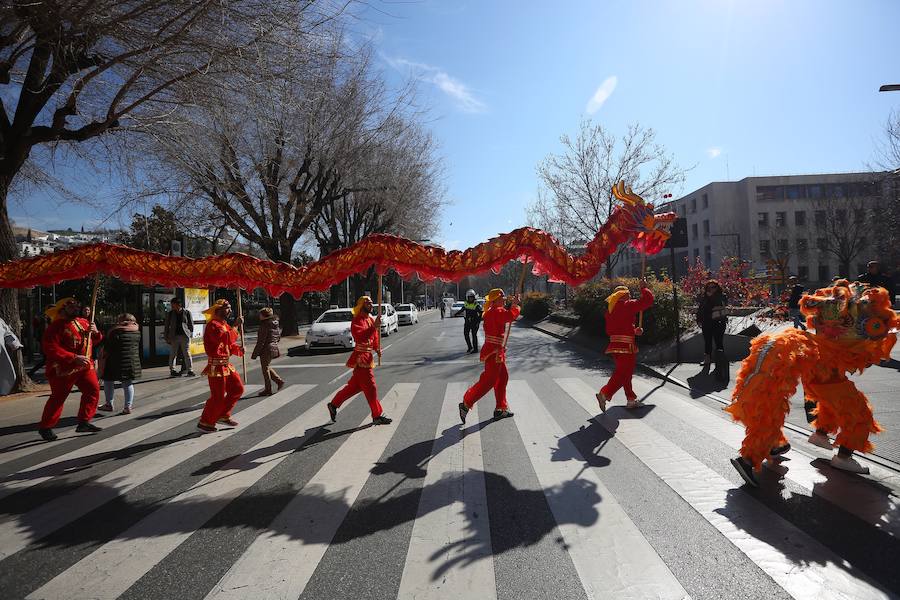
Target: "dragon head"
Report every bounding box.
[800,280,899,343]
[612,181,677,255]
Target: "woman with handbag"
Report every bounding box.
[696,280,728,368]
[252,307,284,395]
[98,313,142,415]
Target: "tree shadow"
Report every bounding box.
[369,419,493,479]
[550,420,613,470]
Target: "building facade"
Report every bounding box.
[615,172,891,287]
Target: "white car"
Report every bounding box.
[375,303,399,336]
[306,308,355,349]
[450,301,465,317]
[396,303,419,325]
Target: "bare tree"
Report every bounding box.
[0,0,350,389]
[533,120,688,278]
[873,112,900,274]
[814,194,872,278]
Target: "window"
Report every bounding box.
[798,265,809,279]
[693,248,700,261]
[776,239,789,254]
[816,237,828,251]
[758,212,769,227]
[756,186,785,201]
[785,185,806,200]
[760,240,771,256]
[704,245,712,265]
[702,193,709,209]
[807,184,824,199]
[679,205,686,217]
[814,210,826,227]
[690,197,697,213]
[775,211,786,227]
[853,208,866,223]
[836,209,847,224]
[859,236,867,248]
[795,211,806,227]
[819,265,829,282]
[692,223,698,240]
[703,220,709,237]
[796,239,808,253]
[827,184,845,198]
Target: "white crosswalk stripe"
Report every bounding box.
[554,377,893,600]
[397,382,496,599]
[0,375,897,600]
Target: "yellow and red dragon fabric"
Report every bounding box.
[0,184,674,294]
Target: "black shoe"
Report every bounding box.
[327,402,337,423]
[458,402,469,424]
[170,370,179,377]
[372,415,393,425]
[730,457,759,488]
[770,443,791,456]
[466,347,473,353]
[493,409,514,420]
[39,428,58,442]
[185,371,197,377]
[75,421,103,433]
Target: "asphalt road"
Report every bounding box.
[1,310,899,599]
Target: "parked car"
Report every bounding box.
[396,303,419,325]
[306,308,355,350]
[450,301,465,317]
[375,303,399,336]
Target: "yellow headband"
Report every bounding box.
[45,297,76,322]
[606,286,630,313]
[202,299,230,322]
[352,296,373,317]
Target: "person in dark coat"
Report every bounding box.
[857,261,895,307]
[461,289,483,353]
[787,276,806,330]
[696,280,728,367]
[252,307,284,395]
[98,313,142,414]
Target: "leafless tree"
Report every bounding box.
[532,120,688,278]
[814,194,873,279]
[0,0,352,389]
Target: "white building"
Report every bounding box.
[615,172,890,286]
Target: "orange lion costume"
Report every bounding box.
[728,280,898,487]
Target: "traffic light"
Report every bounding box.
[664,218,688,249]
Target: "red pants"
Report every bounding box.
[40,369,100,428]
[199,371,245,427]
[601,353,637,401]
[331,367,382,418]
[463,358,509,411]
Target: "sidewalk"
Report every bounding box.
[531,318,900,467]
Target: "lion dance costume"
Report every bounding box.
[728,280,899,487]
[197,300,245,432]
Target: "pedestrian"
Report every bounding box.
[696,279,729,367]
[787,276,806,331]
[596,280,654,411]
[858,261,895,307]
[164,297,195,377]
[27,314,49,377]
[197,299,245,432]
[439,300,446,319]
[0,316,23,395]
[326,296,392,425]
[98,313,142,414]
[37,298,103,441]
[252,307,284,396]
[459,288,520,423]
[462,289,482,354]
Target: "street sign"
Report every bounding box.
[664,217,688,249]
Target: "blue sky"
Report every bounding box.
[14,0,900,254]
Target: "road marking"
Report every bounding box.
[1,384,304,562]
[629,379,900,540]
[0,377,213,467]
[27,384,325,600]
[397,382,495,599]
[509,381,688,600]
[556,377,892,600]
[278,363,350,368]
[0,385,261,500]
[205,383,419,600]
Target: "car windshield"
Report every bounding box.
[317,310,353,323]
[397,304,413,311]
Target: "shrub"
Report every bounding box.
[521,292,554,321]
[573,277,690,345]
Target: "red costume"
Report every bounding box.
[40,315,102,429]
[463,299,520,412]
[600,286,653,403]
[199,318,245,429]
[330,310,383,418]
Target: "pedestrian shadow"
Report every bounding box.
[0,417,80,439]
[686,366,730,398]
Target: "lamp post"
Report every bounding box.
[879,84,900,92]
[710,233,742,263]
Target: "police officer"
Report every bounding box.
[462,289,483,353]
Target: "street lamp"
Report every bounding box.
[710,233,742,263]
[879,84,900,92]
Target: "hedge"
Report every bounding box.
[521,292,554,321]
[572,277,690,345]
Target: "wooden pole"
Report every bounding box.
[235,290,247,381]
[638,254,647,330]
[86,273,100,359]
[377,273,383,366]
[503,260,529,349]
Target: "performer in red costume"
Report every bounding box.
[459,288,520,423]
[326,296,393,425]
[197,299,245,432]
[596,280,654,412]
[38,297,104,441]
